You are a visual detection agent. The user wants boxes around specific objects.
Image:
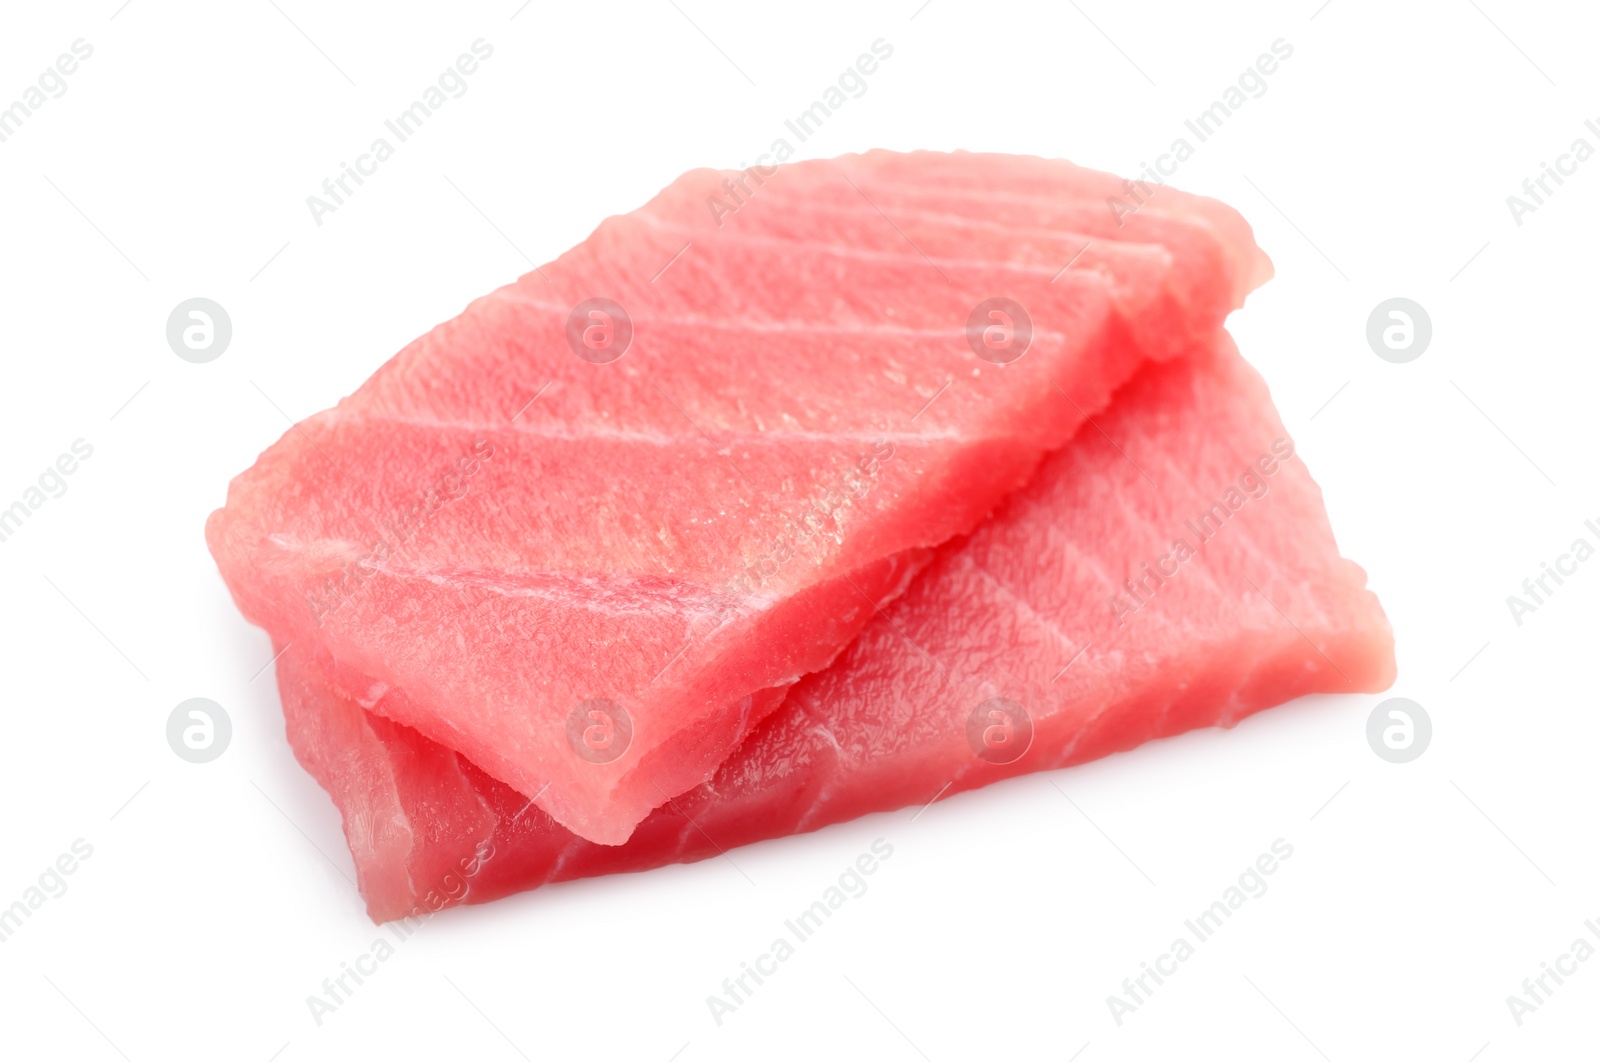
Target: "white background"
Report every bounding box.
[1,1,1595,1059]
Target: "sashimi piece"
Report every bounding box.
[274,335,1395,922]
[209,150,1269,845]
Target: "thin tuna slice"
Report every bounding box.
[208,150,1268,845]
[273,335,1394,921]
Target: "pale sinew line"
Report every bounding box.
[633,193,1182,270]
[634,206,1146,283]
[841,573,946,677]
[961,553,1083,662]
[758,167,1121,215]
[648,381,761,491]
[492,289,1081,342]
[258,554,764,617]
[1240,574,1350,683]
[649,781,756,886]
[1051,240,1094,282]
[854,171,1200,221]
[837,171,953,284]
[826,174,1245,294]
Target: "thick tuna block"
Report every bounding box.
[209,151,1268,843]
[273,334,1393,921]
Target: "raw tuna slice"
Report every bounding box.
[209,150,1269,845]
[273,335,1395,922]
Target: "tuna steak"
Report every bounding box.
[272,335,1394,921]
[208,151,1268,844]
